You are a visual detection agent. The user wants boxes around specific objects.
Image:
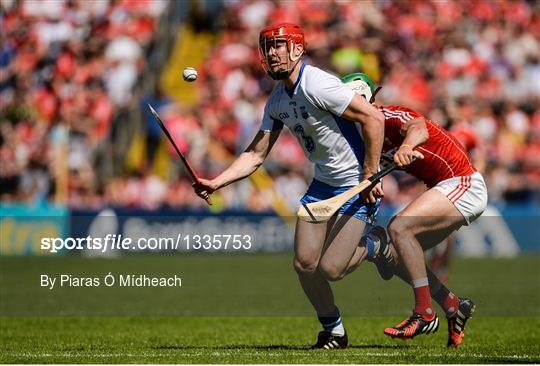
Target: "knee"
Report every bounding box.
[318,262,346,282]
[293,257,318,276]
[388,217,412,244]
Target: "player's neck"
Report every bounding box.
[283,61,303,89]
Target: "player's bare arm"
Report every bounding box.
[194,129,281,200]
[341,94,385,202]
[341,94,385,176]
[394,118,427,167]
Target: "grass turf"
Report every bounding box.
[1,255,539,363]
[1,316,539,363]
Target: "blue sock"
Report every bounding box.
[363,230,382,260]
[365,235,376,259]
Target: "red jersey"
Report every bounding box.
[451,123,478,153]
[379,105,477,188]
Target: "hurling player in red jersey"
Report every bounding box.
[342,73,488,347]
[429,121,481,283]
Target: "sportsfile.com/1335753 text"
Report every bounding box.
[40,234,253,253]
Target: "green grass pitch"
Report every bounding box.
[1,254,539,363]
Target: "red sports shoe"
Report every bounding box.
[384,312,439,339]
[447,298,476,348]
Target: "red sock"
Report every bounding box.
[443,292,460,316]
[413,283,435,320]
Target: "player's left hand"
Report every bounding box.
[394,145,424,167]
[362,181,384,203]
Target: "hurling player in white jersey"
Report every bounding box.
[194,23,386,349]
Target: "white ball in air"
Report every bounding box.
[182,67,198,82]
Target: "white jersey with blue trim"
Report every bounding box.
[261,64,365,187]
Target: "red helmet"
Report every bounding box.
[258,23,305,79]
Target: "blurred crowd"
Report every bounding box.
[1,0,539,212]
[1,0,166,208]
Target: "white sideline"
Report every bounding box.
[7,351,535,360]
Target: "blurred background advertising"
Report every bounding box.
[0,0,539,256]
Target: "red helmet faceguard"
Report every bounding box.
[258,23,305,80]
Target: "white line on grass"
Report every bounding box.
[7,351,535,360]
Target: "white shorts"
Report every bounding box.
[433,172,488,225]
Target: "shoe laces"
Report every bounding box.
[395,313,422,330]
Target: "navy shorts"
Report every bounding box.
[300,179,380,224]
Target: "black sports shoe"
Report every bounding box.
[311,330,348,349]
[384,312,439,339]
[447,298,476,348]
[362,226,395,280]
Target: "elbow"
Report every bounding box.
[357,111,384,130]
[253,159,263,170]
[368,110,385,129]
[251,152,265,170]
[367,111,385,136]
[375,109,385,124]
[375,113,385,128]
[240,150,265,174]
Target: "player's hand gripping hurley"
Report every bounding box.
[147,104,212,205]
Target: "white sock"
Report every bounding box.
[329,321,345,337]
[319,310,345,336]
